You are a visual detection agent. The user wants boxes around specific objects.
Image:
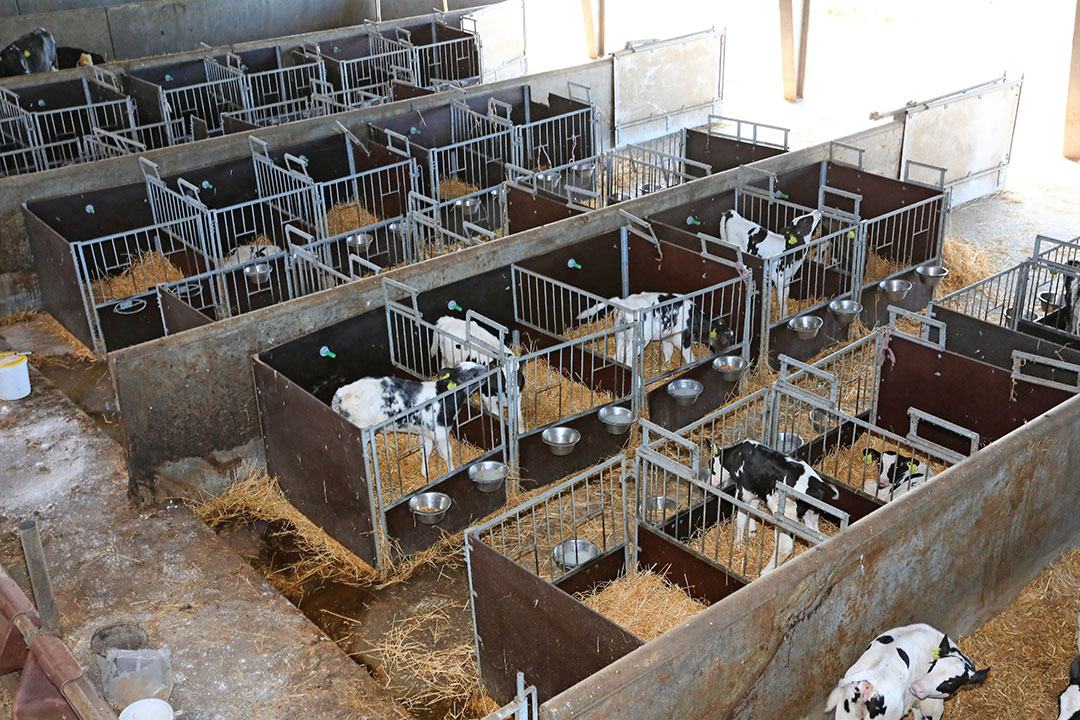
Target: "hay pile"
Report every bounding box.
[370,431,486,506]
[770,293,828,322]
[812,436,951,495]
[948,546,1080,720]
[189,467,376,593]
[439,176,481,200]
[90,250,186,302]
[565,316,713,377]
[521,355,613,431]
[578,567,709,642]
[939,235,1001,298]
[693,515,841,581]
[324,201,380,236]
[0,311,96,361]
[864,251,906,283]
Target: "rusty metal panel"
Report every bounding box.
[540,393,1080,720]
[469,538,642,706]
[877,334,1071,454]
[159,291,213,335]
[22,209,94,351]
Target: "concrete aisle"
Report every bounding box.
[0,366,410,720]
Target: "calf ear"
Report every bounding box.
[825,685,847,711]
[1070,655,1080,685]
[969,667,990,685]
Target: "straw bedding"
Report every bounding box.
[863,251,907,283]
[521,355,614,432]
[0,311,96,361]
[439,176,481,200]
[947,545,1080,720]
[693,515,841,582]
[939,234,1001,298]
[369,431,486,507]
[578,567,709,642]
[324,201,381,236]
[565,315,713,377]
[90,250,186,302]
[811,434,951,495]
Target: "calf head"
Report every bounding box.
[909,634,989,700]
[688,304,736,351]
[864,448,908,489]
[825,680,891,720]
[435,361,488,394]
[0,43,31,76]
[1059,655,1080,720]
[807,472,840,502]
[778,209,823,249]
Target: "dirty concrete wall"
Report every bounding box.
[0,7,113,57]
[0,58,613,317]
[540,392,1080,720]
[106,120,900,500]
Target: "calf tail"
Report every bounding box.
[576,300,613,321]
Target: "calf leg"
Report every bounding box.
[680,327,693,364]
[912,698,944,720]
[432,426,453,472]
[763,530,794,573]
[419,433,433,477]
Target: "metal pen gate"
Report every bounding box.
[158,58,249,137]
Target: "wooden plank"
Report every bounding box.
[1066,0,1080,158]
[779,0,796,102]
[581,0,598,60]
[796,0,810,98]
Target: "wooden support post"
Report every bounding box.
[598,0,606,56]
[779,0,797,102]
[581,0,598,60]
[796,0,810,98]
[1065,0,1080,159]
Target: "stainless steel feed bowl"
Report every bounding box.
[788,315,823,340]
[455,197,482,217]
[712,355,748,383]
[468,461,509,493]
[810,407,836,432]
[828,299,862,325]
[776,432,805,454]
[347,233,373,253]
[244,263,272,286]
[598,406,635,435]
[553,539,601,569]
[174,282,202,302]
[879,278,913,302]
[607,191,631,205]
[408,492,452,524]
[1039,291,1066,314]
[916,264,949,288]
[667,378,704,406]
[641,495,677,522]
[542,426,581,456]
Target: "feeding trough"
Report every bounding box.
[174,283,203,302]
[712,355,748,383]
[542,426,581,456]
[346,233,373,254]
[598,406,635,435]
[455,197,483,218]
[667,378,704,406]
[408,491,452,525]
[828,299,862,325]
[468,461,509,493]
[640,495,677,523]
[113,298,148,315]
[552,538,601,570]
[916,264,949,288]
[244,262,272,287]
[788,315,823,340]
[776,432,805,454]
[879,279,913,303]
[1039,291,1066,315]
[809,407,837,433]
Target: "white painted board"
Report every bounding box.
[463,0,526,83]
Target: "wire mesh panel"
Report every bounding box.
[309,78,388,116]
[0,92,39,176]
[467,455,629,584]
[158,58,249,137]
[288,225,383,296]
[72,214,211,354]
[412,31,481,87]
[635,403,847,581]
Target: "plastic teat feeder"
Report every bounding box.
[447,300,463,312]
[567,259,582,270]
[410,126,420,135]
[85,204,95,214]
[686,215,702,226]
[164,74,173,82]
[777,191,789,200]
[298,155,309,164]
[201,180,213,190]
[319,346,336,359]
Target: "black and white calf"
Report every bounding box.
[1061,259,1080,336]
[224,242,282,267]
[576,292,736,367]
[1058,612,1080,720]
[331,361,487,477]
[707,439,839,573]
[863,448,932,500]
[1,28,57,76]
[55,47,104,69]
[430,316,524,428]
[909,632,990,703]
[717,208,822,314]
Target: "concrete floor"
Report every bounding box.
[0,324,409,719]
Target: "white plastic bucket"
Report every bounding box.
[119,699,174,720]
[0,353,30,400]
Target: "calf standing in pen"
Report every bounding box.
[331,361,487,477]
[429,316,524,428]
[718,208,822,315]
[864,448,932,501]
[826,624,989,720]
[707,439,839,573]
[1059,611,1080,720]
[575,292,736,367]
[1,28,57,76]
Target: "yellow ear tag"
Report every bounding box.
[711,444,720,457]
[864,453,874,465]
[709,329,718,338]
[440,373,450,380]
[848,230,856,239]
[23,50,30,57]
[907,462,919,474]
[788,235,798,245]
[446,381,457,390]
[932,647,941,660]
